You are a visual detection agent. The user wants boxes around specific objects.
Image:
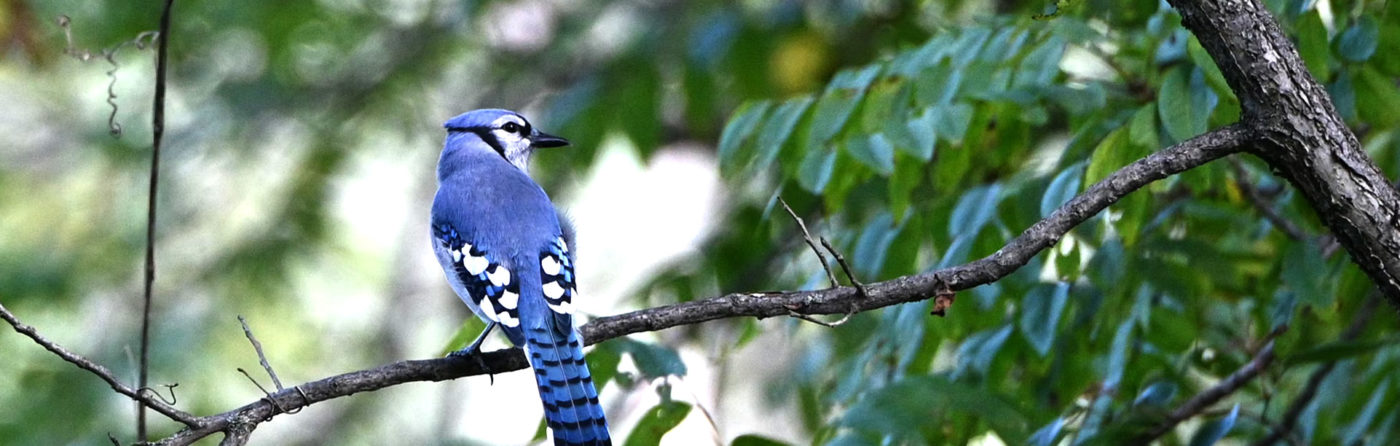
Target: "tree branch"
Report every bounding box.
[1167,0,1400,303]
[0,302,200,428]
[134,124,1248,444]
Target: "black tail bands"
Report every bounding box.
[524,326,611,445]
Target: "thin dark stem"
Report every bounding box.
[139,0,175,440]
[820,237,867,297]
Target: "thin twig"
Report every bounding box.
[1141,339,1278,441]
[138,0,176,441]
[820,237,868,297]
[1228,157,1308,241]
[778,196,838,289]
[238,316,284,390]
[0,302,200,427]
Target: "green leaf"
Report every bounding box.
[890,109,937,161]
[796,146,837,193]
[1019,282,1070,356]
[1014,35,1066,89]
[935,102,976,144]
[1270,290,1298,332]
[1296,10,1332,81]
[1336,16,1379,63]
[1355,66,1400,127]
[949,184,1002,237]
[1158,67,1216,143]
[889,154,922,221]
[1128,104,1158,148]
[806,65,883,146]
[623,401,692,446]
[854,212,902,278]
[585,341,624,391]
[1282,240,1333,307]
[615,339,688,379]
[844,133,895,175]
[1187,404,1238,446]
[839,374,1029,443]
[753,96,814,173]
[717,101,772,177]
[1042,162,1085,218]
[956,324,1014,377]
[1105,319,1134,388]
[1186,37,1232,99]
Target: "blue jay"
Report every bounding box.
[430,109,610,445]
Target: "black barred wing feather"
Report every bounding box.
[538,235,577,330]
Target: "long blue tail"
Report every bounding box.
[523,324,610,445]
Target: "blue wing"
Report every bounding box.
[433,223,526,346]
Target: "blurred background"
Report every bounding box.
[3,0,1400,444]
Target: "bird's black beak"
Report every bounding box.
[530,132,570,148]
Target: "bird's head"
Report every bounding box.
[444,109,569,172]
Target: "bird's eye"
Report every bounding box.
[501,122,522,133]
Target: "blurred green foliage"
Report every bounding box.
[3,0,1400,444]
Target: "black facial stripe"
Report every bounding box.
[462,127,508,159]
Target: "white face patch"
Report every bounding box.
[487,265,511,287]
[489,114,533,171]
[497,290,519,310]
[541,256,561,275]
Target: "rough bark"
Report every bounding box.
[1168,0,1400,303]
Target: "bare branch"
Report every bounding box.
[0,302,200,428]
